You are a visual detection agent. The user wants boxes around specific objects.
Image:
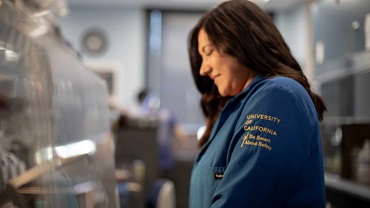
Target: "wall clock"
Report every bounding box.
[81,28,107,55]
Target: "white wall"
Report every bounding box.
[275,5,307,64]
[274,3,313,81]
[59,7,146,109]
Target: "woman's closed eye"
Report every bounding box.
[201,45,214,57]
[205,48,214,56]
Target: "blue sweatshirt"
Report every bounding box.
[189,75,326,208]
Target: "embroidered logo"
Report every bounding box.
[241,113,281,151]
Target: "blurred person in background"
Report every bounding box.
[187,0,327,207]
[135,89,186,178]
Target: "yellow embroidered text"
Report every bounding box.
[240,134,273,151]
[243,125,277,136]
[246,114,281,123]
[258,142,272,151]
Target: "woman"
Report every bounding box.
[188,0,326,207]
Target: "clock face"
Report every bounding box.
[81,29,107,55]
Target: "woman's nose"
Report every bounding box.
[199,61,211,76]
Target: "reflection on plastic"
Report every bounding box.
[55,139,96,159]
[35,140,96,163]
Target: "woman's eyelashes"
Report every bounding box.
[205,48,214,56]
[200,45,214,58]
[204,47,214,56]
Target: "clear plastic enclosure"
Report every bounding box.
[0,0,119,207]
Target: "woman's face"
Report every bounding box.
[197,28,255,97]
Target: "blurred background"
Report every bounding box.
[1,0,370,207]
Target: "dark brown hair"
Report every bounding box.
[188,0,326,147]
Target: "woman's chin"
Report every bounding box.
[218,88,241,97]
[218,90,229,97]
